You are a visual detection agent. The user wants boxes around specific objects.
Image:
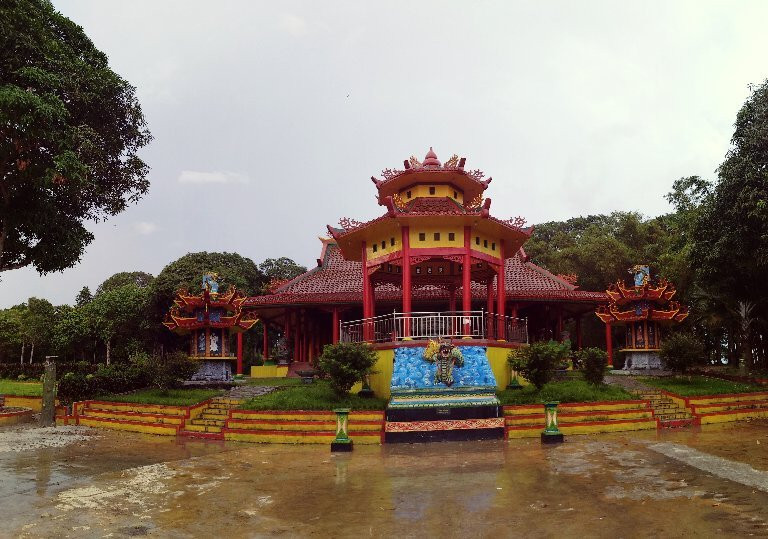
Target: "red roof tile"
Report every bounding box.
[244,242,607,306]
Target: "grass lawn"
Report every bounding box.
[497,379,633,406]
[240,380,387,411]
[245,377,303,387]
[639,375,764,396]
[97,388,223,406]
[0,379,43,396]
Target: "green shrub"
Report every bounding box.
[659,333,705,374]
[318,342,377,396]
[508,340,571,389]
[575,347,608,385]
[0,362,97,381]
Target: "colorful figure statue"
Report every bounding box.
[630,265,650,287]
[423,339,464,387]
[202,272,219,295]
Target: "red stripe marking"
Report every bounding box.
[223,428,379,437]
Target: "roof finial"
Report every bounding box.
[423,147,441,167]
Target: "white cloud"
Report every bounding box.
[279,13,308,36]
[177,170,250,185]
[133,222,158,235]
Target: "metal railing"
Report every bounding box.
[339,311,528,344]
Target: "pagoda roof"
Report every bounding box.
[243,240,607,307]
[371,148,491,203]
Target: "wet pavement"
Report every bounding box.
[3,422,768,538]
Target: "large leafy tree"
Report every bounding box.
[689,79,768,369]
[87,284,148,364]
[259,257,307,287]
[0,0,151,274]
[96,271,154,296]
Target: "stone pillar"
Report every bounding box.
[40,358,56,427]
[606,323,613,367]
[263,323,269,360]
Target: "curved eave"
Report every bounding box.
[329,213,532,262]
[376,168,488,201]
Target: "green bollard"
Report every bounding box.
[331,408,353,452]
[541,401,564,444]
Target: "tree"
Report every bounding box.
[75,286,93,307]
[689,79,768,369]
[318,342,377,396]
[88,284,147,364]
[0,306,23,362]
[150,252,266,317]
[507,340,570,389]
[659,333,705,374]
[96,271,153,296]
[259,257,307,287]
[0,0,151,274]
[20,297,55,362]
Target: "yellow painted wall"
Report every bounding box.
[250,365,289,378]
[486,345,530,389]
[409,226,464,248]
[399,184,464,203]
[367,228,403,261]
[370,349,394,399]
[471,231,502,258]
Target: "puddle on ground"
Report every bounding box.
[3,423,768,537]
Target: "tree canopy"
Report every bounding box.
[96,271,154,296]
[0,0,151,274]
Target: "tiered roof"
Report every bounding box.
[244,240,606,307]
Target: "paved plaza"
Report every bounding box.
[3,422,768,537]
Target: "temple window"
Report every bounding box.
[390,237,395,246]
[483,239,488,248]
[381,240,386,249]
[429,186,436,195]
[419,232,426,241]
[434,232,440,241]
[475,237,480,245]
[448,232,455,241]
[492,242,496,251]
[372,244,378,253]
[406,190,412,198]
[453,190,458,199]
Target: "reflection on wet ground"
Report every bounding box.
[3,421,768,537]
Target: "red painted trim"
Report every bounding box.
[227,418,384,427]
[371,339,525,350]
[236,332,243,375]
[0,409,34,418]
[230,409,384,418]
[505,417,654,430]
[463,226,472,320]
[402,226,412,336]
[79,416,181,432]
[81,410,185,422]
[223,428,379,437]
[691,399,768,412]
[503,400,649,412]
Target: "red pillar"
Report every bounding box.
[263,323,269,360]
[449,286,457,312]
[557,308,564,341]
[606,323,613,366]
[486,277,494,339]
[332,308,340,344]
[463,226,472,335]
[361,241,372,341]
[236,332,243,375]
[496,239,506,339]
[401,226,412,338]
[575,315,582,350]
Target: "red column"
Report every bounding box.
[401,226,412,338]
[263,323,269,360]
[606,323,613,366]
[332,308,340,344]
[236,332,243,375]
[486,277,494,339]
[463,226,472,335]
[557,308,564,341]
[496,239,506,339]
[575,315,582,350]
[449,286,457,312]
[361,241,372,341]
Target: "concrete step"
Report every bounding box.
[183,424,223,433]
[190,418,226,427]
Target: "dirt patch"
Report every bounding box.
[0,425,97,453]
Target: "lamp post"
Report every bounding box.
[541,401,564,444]
[331,408,353,452]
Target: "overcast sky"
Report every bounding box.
[2,1,767,308]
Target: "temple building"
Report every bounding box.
[244,149,607,367]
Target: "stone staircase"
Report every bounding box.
[180,397,243,440]
[632,389,695,428]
